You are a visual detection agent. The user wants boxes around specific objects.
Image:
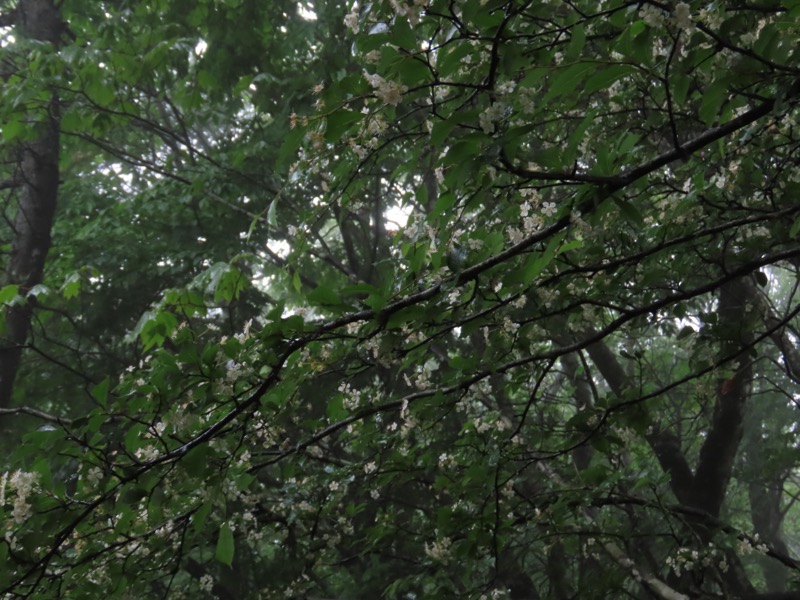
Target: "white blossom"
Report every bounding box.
[8,471,39,524]
[343,6,359,33]
[363,71,408,106]
[672,2,693,31]
[541,201,557,216]
[424,535,452,561]
[639,4,665,28]
[479,102,505,134]
[199,574,214,593]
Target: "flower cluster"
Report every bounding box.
[81,466,104,489]
[479,102,506,135]
[424,534,452,562]
[363,72,408,106]
[343,4,359,33]
[479,589,510,600]
[737,535,769,556]
[2,470,40,525]
[639,4,665,28]
[666,544,731,577]
[388,0,428,25]
[338,382,363,410]
[199,574,214,593]
[672,2,693,31]
[507,190,555,243]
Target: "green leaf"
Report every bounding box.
[140,310,179,349]
[430,119,459,148]
[183,445,213,478]
[308,285,343,307]
[277,127,305,173]
[557,238,584,254]
[124,424,146,455]
[445,132,489,164]
[33,458,54,493]
[699,80,728,126]
[617,132,640,157]
[544,63,595,101]
[328,395,346,421]
[192,502,213,537]
[280,314,306,336]
[431,192,457,219]
[565,24,586,61]
[216,522,235,566]
[389,16,417,49]
[612,196,643,225]
[61,272,82,299]
[86,79,115,105]
[2,119,26,142]
[0,284,19,303]
[506,231,566,285]
[325,110,364,142]
[92,378,110,407]
[790,214,800,239]
[266,196,279,226]
[403,241,429,276]
[584,64,635,96]
[672,74,691,106]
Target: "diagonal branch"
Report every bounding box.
[536,461,689,600]
[583,336,694,504]
[499,77,799,189]
[742,281,800,384]
[0,405,71,424]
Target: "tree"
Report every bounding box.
[0,0,63,409]
[1,0,800,598]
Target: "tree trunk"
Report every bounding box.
[583,277,758,596]
[0,0,62,410]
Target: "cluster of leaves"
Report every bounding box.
[1,0,800,598]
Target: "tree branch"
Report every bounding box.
[583,336,695,504]
[536,461,690,600]
[0,405,71,424]
[499,77,800,191]
[743,281,800,384]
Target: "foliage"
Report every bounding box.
[1,0,800,598]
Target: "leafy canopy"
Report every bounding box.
[1,0,800,599]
